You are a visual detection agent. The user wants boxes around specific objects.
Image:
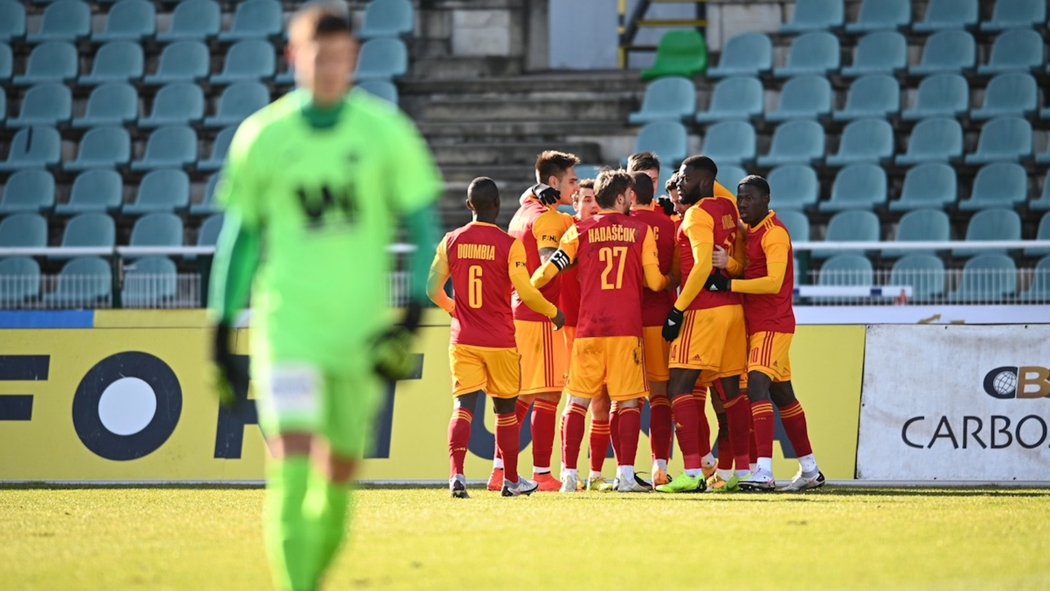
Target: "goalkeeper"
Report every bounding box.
[207,4,441,591]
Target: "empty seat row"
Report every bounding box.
[781,0,1045,35]
[0,124,203,171]
[0,255,187,308]
[0,211,221,252]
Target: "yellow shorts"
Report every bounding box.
[515,319,567,395]
[747,331,792,382]
[669,305,747,379]
[567,336,648,401]
[450,344,521,398]
[642,326,670,382]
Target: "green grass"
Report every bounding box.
[2,487,1049,590]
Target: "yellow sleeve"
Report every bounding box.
[426,234,455,315]
[531,225,579,289]
[509,239,558,319]
[731,227,789,295]
[673,208,714,310]
[670,239,681,288]
[533,210,571,255]
[642,227,669,292]
[725,230,747,278]
[714,181,735,201]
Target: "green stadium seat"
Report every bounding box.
[841,31,906,77]
[218,0,282,41]
[27,0,90,43]
[818,254,873,288]
[356,79,399,105]
[1031,175,1050,211]
[641,30,707,80]
[695,76,761,123]
[768,165,819,210]
[971,73,1037,120]
[776,209,810,241]
[886,209,950,259]
[895,118,963,165]
[1023,213,1050,257]
[65,126,130,172]
[774,32,840,78]
[355,38,408,81]
[0,213,47,247]
[0,126,61,171]
[758,120,824,167]
[72,83,138,129]
[977,29,1044,75]
[139,83,205,128]
[94,0,155,42]
[191,175,221,216]
[57,213,115,254]
[211,39,275,84]
[826,118,894,166]
[0,170,55,214]
[781,0,844,34]
[634,121,688,169]
[700,121,755,166]
[765,75,831,122]
[129,213,183,249]
[958,163,1028,211]
[832,75,899,121]
[44,257,112,308]
[707,33,772,78]
[157,0,220,42]
[910,31,975,76]
[980,0,1045,31]
[144,41,209,85]
[359,0,413,40]
[0,1,26,42]
[199,127,235,172]
[7,82,71,127]
[204,82,268,128]
[0,43,10,82]
[124,169,190,215]
[630,77,696,124]
[122,256,177,308]
[813,210,879,259]
[819,164,887,212]
[1019,256,1050,302]
[901,74,968,121]
[197,213,224,246]
[890,163,957,211]
[13,41,77,86]
[913,0,977,32]
[955,208,1021,257]
[57,170,122,215]
[716,165,746,189]
[948,254,1017,303]
[0,257,41,306]
[130,126,198,171]
[889,254,946,302]
[964,117,1031,164]
[80,41,144,85]
[846,0,911,33]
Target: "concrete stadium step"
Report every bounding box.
[418,120,624,143]
[418,96,636,122]
[439,165,532,184]
[409,57,524,80]
[400,70,646,96]
[431,141,602,167]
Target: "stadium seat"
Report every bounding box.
[901,74,968,120]
[94,0,155,42]
[757,120,825,167]
[895,118,963,165]
[211,39,275,84]
[0,170,55,214]
[129,213,183,249]
[980,0,1045,31]
[964,117,1031,164]
[910,31,975,75]
[958,163,1028,211]
[774,32,840,78]
[144,41,209,85]
[27,0,90,43]
[205,83,269,129]
[832,75,900,121]
[191,175,221,216]
[139,83,205,128]
[913,0,978,32]
[948,254,1017,303]
[0,126,61,171]
[57,170,123,215]
[57,213,116,253]
[355,38,409,81]
[44,257,112,308]
[634,121,688,169]
[0,92,4,126]
[198,127,235,172]
[890,163,958,211]
[629,77,696,124]
[80,41,144,85]
[0,1,26,42]
[0,213,47,247]
[767,165,819,210]
[7,83,71,127]
[1024,214,1050,256]
[707,33,772,78]
[977,29,1044,75]
[955,208,1021,257]
[124,169,190,215]
[819,164,887,212]
[845,0,911,33]
[1032,175,1050,211]
[886,209,950,259]
[1039,148,1050,166]
[218,0,282,41]
[716,165,746,189]
[122,256,177,308]
[641,30,707,80]
[0,43,10,82]
[972,73,1037,120]
[817,255,873,289]
[0,257,41,306]
[575,165,603,182]
[826,118,893,166]
[699,121,755,166]
[841,31,906,77]
[781,0,844,34]
[359,0,413,40]
[13,41,77,86]
[130,126,198,171]
[197,213,224,246]
[889,254,946,302]
[695,76,761,123]
[813,210,879,259]
[64,126,131,172]
[72,83,138,128]
[356,79,398,104]
[157,0,220,42]
[765,75,831,122]
[1019,256,1050,302]
[777,209,810,241]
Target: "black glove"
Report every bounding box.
[533,184,561,206]
[662,307,685,342]
[705,272,731,293]
[373,301,423,381]
[211,322,249,408]
[656,196,676,216]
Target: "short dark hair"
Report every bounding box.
[665,173,680,193]
[627,152,660,174]
[738,175,770,196]
[594,169,634,209]
[631,172,655,205]
[290,2,353,41]
[535,150,580,184]
[681,155,718,178]
[578,179,595,190]
[467,177,500,209]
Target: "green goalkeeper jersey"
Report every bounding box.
[216,89,442,371]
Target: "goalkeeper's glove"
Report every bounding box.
[705,273,731,293]
[656,196,676,216]
[373,301,423,381]
[662,307,684,342]
[211,322,248,408]
[532,183,561,206]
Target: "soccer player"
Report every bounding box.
[428,177,565,499]
[208,4,442,590]
[532,169,670,493]
[707,175,824,492]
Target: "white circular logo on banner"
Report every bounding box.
[992,370,1018,397]
[97,377,158,436]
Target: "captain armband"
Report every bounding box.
[550,250,572,271]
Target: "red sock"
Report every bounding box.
[616,406,641,467]
[589,419,611,473]
[778,401,814,457]
[649,396,672,462]
[609,401,622,462]
[725,395,753,470]
[561,402,587,470]
[692,387,711,457]
[670,395,702,469]
[751,400,775,459]
[531,399,559,470]
[715,412,734,470]
[749,421,758,465]
[495,412,520,483]
[448,407,473,477]
[496,399,531,464]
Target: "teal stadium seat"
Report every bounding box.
[758,120,824,167]
[889,254,946,302]
[1019,256,1050,303]
[910,31,975,75]
[707,33,772,78]
[832,75,899,121]
[765,75,831,122]
[355,38,408,81]
[0,43,10,82]
[634,121,688,169]
[913,0,977,32]
[1023,213,1050,257]
[0,1,26,42]
[0,92,4,125]
[948,254,1017,303]
[27,0,90,43]
[197,213,224,246]
[0,170,55,214]
[890,163,957,211]
[886,209,950,259]
[359,0,414,40]
[199,127,235,172]
[846,0,911,33]
[695,76,761,123]
[699,121,755,166]
[813,210,879,259]
[971,73,1036,120]
[958,163,1028,211]
[65,126,131,171]
[955,208,1021,257]
[716,165,746,189]
[1039,146,1050,165]
[0,213,47,247]
[124,169,190,215]
[204,82,269,128]
[80,41,144,85]
[629,77,696,124]
[768,165,819,210]
[776,209,810,241]
[818,254,873,288]
[0,126,61,171]
[13,41,77,86]
[129,213,183,249]
[977,29,1044,75]
[575,165,602,182]
[1032,175,1050,211]
[841,31,906,77]
[781,0,844,34]
[211,39,275,84]
[640,30,707,80]
[218,0,282,41]
[122,256,177,308]
[72,83,138,128]
[0,257,41,306]
[980,0,1045,32]
[191,176,221,216]
[131,126,198,171]
[44,257,112,308]
[819,164,887,212]
[57,170,122,215]
[139,83,205,128]
[157,0,220,42]
[901,74,968,120]
[964,117,1031,164]
[356,79,399,104]
[93,0,155,42]
[144,41,209,85]
[895,118,962,165]
[7,83,71,127]
[826,118,893,166]
[774,32,840,78]
[57,213,116,254]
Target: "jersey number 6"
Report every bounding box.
[468,265,483,309]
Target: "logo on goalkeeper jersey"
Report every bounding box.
[983,366,1050,400]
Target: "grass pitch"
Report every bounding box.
[2,487,1049,590]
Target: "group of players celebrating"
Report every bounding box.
[427,150,826,498]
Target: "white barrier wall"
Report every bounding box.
[857,325,1050,481]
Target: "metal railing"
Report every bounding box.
[800,269,1046,306]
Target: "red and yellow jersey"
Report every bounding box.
[631,203,676,326]
[736,211,795,334]
[507,196,574,322]
[677,195,743,311]
[559,220,583,327]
